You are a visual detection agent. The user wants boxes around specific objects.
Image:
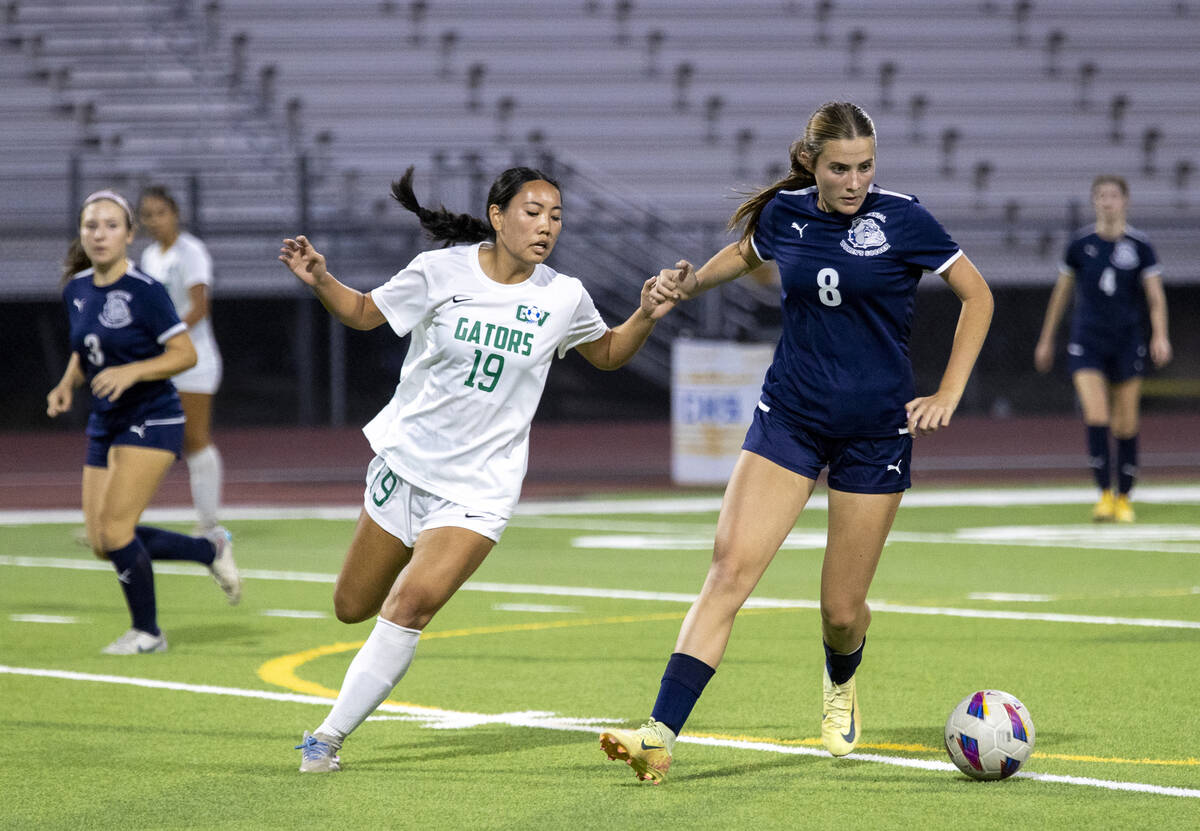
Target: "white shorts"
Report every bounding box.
[362,454,508,547]
[173,339,223,395]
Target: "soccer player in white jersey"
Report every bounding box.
[599,102,993,782]
[47,191,240,655]
[280,166,681,772]
[137,186,225,535]
[1034,175,1172,523]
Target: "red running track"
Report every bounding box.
[1,414,1197,511]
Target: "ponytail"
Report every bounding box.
[391,166,493,247]
[61,237,91,285]
[729,153,815,244]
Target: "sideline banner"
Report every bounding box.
[671,339,773,485]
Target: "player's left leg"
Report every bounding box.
[301,526,495,772]
[97,445,176,653]
[818,488,903,756]
[1109,376,1143,522]
[180,391,223,534]
[1073,369,1116,520]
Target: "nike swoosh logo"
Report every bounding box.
[640,739,665,751]
[464,513,487,519]
[451,295,472,303]
[841,703,857,744]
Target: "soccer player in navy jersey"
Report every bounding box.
[600,101,993,782]
[46,190,241,655]
[1035,175,1172,523]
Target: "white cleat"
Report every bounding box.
[296,731,342,773]
[102,628,167,655]
[206,526,242,605]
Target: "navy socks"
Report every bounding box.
[1086,425,1111,491]
[136,524,215,565]
[650,652,716,736]
[824,638,865,685]
[1116,435,1138,495]
[107,538,159,636]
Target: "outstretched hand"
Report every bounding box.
[639,260,697,321]
[279,235,328,286]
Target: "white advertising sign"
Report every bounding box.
[671,339,774,485]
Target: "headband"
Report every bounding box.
[82,189,134,224]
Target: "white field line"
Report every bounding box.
[2,554,1198,630]
[2,484,1199,527]
[1,664,1197,799]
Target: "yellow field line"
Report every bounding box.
[257,611,688,707]
[257,610,1197,769]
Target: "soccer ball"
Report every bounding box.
[943,690,1036,780]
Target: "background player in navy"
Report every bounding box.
[1034,175,1172,523]
[600,102,993,782]
[46,190,241,655]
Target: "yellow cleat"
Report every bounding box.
[1092,490,1116,522]
[821,668,861,757]
[1114,494,1135,523]
[600,719,674,784]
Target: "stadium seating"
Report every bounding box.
[2,0,1195,307]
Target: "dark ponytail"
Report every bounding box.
[730,101,876,244]
[728,150,815,244]
[391,164,561,247]
[61,238,91,285]
[391,166,493,247]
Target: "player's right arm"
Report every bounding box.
[659,238,762,300]
[47,352,85,417]
[279,234,386,330]
[1034,269,1074,374]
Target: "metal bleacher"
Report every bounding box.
[2,0,1198,390]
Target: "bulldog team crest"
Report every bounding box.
[1111,239,1138,269]
[99,290,134,328]
[841,212,891,256]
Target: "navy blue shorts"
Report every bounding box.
[85,411,185,468]
[742,402,912,494]
[1067,332,1146,383]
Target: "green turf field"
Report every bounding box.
[2,487,1198,829]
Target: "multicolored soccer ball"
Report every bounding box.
[944,690,1036,780]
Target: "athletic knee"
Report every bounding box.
[821,601,868,635]
[332,588,379,624]
[705,548,762,598]
[96,517,135,552]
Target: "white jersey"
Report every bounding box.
[364,242,608,517]
[140,231,222,393]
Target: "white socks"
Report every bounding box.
[316,617,421,742]
[186,445,223,531]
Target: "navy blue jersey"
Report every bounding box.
[63,266,186,435]
[1061,226,1159,344]
[751,184,961,437]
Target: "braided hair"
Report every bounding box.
[390,165,560,246]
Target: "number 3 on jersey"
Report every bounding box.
[817,268,842,307]
[465,349,504,392]
[83,333,105,366]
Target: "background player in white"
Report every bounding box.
[600,102,993,782]
[137,185,225,534]
[1034,175,1171,522]
[47,190,240,655]
[280,166,680,772]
